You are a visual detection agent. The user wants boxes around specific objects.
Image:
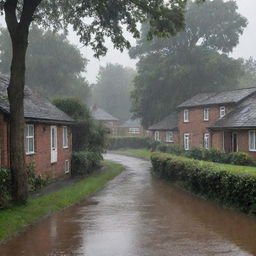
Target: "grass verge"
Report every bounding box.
[0,160,123,242]
[112,148,152,159]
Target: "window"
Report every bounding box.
[129,128,140,134]
[63,126,68,148]
[184,133,190,151]
[154,131,160,141]
[64,160,70,173]
[220,106,226,118]
[25,124,35,155]
[249,131,256,151]
[204,133,210,149]
[166,131,174,143]
[184,109,189,122]
[203,108,209,121]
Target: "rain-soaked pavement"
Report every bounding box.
[1,153,256,256]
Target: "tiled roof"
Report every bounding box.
[91,106,118,121]
[148,112,178,131]
[120,118,141,128]
[178,87,256,108]
[0,75,74,123]
[209,95,256,129]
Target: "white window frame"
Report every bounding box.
[154,131,160,141]
[64,160,70,174]
[184,133,190,151]
[184,109,189,122]
[249,130,256,152]
[220,106,226,118]
[63,126,68,148]
[203,108,209,121]
[25,124,35,155]
[204,133,210,149]
[129,127,140,134]
[166,131,174,143]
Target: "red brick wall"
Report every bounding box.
[25,124,72,179]
[211,131,224,150]
[0,116,72,179]
[178,105,233,149]
[236,130,256,158]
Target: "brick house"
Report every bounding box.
[148,112,179,144]
[177,87,256,154]
[91,105,119,136]
[0,76,74,178]
[118,119,146,137]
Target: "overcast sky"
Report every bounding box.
[0,0,255,83]
[68,0,256,83]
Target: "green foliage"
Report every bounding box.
[239,58,256,88]
[71,151,103,176]
[151,152,256,214]
[92,64,136,122]
[0,168,11,209]
[229,152,256,167]
[108,136,152,150]
[53,97,108,152]
[0,25,90,101]
[130,0,247,127]
[26,162,49,192]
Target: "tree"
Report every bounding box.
[130,0,247,127]
[92,63,136,122]
[239,58,256,88]
[53,98,108,153]
[0,25,90,101]
[0,0,186,203]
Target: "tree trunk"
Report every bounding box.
[8,32,29,204]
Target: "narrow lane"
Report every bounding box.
[1,153,256,255]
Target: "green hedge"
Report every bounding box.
[151,152,256,214]
[108,136,152,150]
[71,151,103,176]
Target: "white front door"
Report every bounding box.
[51,126,58,163]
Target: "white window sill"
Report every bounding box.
[26,152,35,156]
[249,149,256,152]
[63,146,69,149]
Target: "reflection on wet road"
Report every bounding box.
[1,153,256,255]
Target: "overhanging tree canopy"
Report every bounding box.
[0,0,187,203]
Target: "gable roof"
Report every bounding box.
[177,87,256,109]
[148,112,178,131]
[91,106,118,121]
[209,95,256,129]
[0,75,74,124]
[120,119,142,128]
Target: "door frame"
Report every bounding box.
[231,132,238,152]
[50,125,58,163]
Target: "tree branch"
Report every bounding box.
[4,0,18,35]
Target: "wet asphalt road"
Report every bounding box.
[1,153,256,255]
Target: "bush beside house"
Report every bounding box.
[151,152,256,214]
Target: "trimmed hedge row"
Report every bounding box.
[107,136,152,150]
[156,144,256,167]
[151,152,256,214]
[71,151,103,176]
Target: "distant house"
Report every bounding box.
[177,87,256,155]
[118,119,145,136]
[91,105,119,135]
[0,75,74,178]
[148,112,179,144]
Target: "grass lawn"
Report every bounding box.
[113,148,256,175]
[113,148,152,159]
[0,160,124,242]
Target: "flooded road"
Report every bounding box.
[1,153,256,255]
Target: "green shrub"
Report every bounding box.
[0,168,11,209]
[71,151,103,176]
[151,152,256,214]
[164,144,184,156]
[203,148,227,163]
[229,152,256,166]
[185,147,205,160]
[26,162,49,192]
[108,136,152,150]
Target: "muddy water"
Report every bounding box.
[1,154,256,256]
